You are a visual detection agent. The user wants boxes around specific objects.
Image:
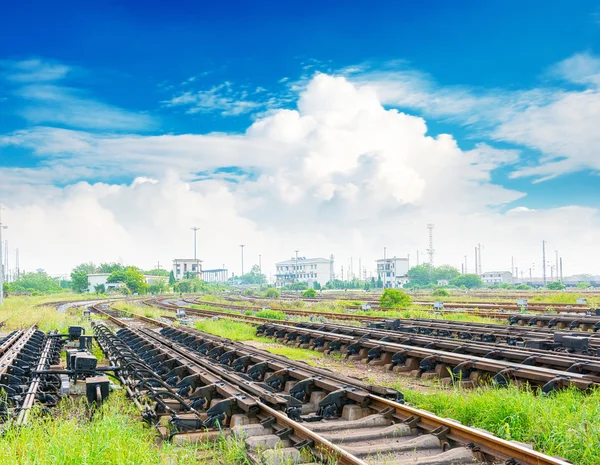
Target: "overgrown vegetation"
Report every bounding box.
[401,385,600,465]
[301,288,317,298]
[379,288,412,308]
[253,309,287,320]
[263,287,280,298]
[0,392,246,465]
[194,319,272,342]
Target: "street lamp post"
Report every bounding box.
[191,227,200,259]
[240,245,245,276]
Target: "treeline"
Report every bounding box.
[70,262,169,294]
[4,272,68,295]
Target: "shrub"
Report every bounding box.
[263,288,280,298]
[546,281,566,291]
[255,309,287,320]
[243,289,254,296]
[379,289,412,308]
[302,288,317,298]
[432,288,450,297]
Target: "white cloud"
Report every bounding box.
[165,81,266,116]
[0,59,154,131]
[0,58,70,82]
[345,54,600,180]
[4,73,600,276]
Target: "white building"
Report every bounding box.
[172,259,202,281]
[481,271,513,285]
[86,273,166,293]
[203,268,229,283]
[87,273,125,293]
[376,257,409,288]
[275,257,333,288]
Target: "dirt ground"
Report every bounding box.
[244,340,446,394]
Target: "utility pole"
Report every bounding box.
[191,227,200,259]
[542,240,547,286]
[416,250,419,266]
[511,256,514,276]
[555,250,559,282]
[240,244,245,276]
[358,258,362,281]
[407,254,410,269]
[474,247,478,276]
[515,267,519,282]
[477,243,483,275]
[0,206,6,305]
[294,250,299,283]
[560,257,563,282]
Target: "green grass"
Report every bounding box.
[397,384,600,465]
[253,309,287,320]
[0,392,211,465]
[0,294,94,333]
[194,319,272,342]
[263,346,327,365]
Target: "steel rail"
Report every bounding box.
[98,300,570,465]
[260,322,600,391]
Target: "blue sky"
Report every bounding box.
[1,1,599,275]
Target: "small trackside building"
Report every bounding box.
[172,259,203,281]
[203,268,229,283]
[481,271,513,285]
[275,257,333,288]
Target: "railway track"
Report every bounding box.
[90,303,569,465]
[160,296,600,334]
[271,294,594,314]
[141,298,600,392]
[0,325,63,424]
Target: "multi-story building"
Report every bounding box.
[203,268,229,283]
[376,257,409,288]
[172,258,202,281]
[481,271,513,285]
[275,257,333,288]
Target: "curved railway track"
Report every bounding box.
[90,303,569,465]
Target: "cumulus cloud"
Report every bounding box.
[346,54,600,180]
[2,73,600,276]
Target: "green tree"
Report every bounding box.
[144,268,169,277]
[94,284,105,295]
[433,265,460,282]
[237,265,267,285]
[407,264,434,286]
[302,288,317,298]
[547,281,566,290]
[450,274,483,289]
[70,262,97,293]
[107,267,148,294]
[97,262,125,273]
[576,282,591,289]
[168,271,176,286]
[8,272,62,294]
[379,289,412,308]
